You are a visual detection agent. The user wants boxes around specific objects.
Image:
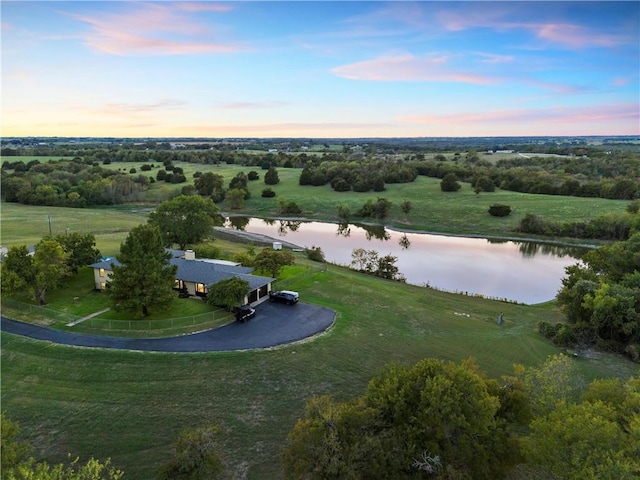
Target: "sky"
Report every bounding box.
[1,1,639,138]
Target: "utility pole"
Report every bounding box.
[47,214,52,236]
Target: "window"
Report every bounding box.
[99,268,105,277]
[100,282,106,289]
[196,283,206,294]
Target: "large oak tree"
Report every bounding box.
[148,195,223,250]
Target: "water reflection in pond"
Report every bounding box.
[224,217,588,305]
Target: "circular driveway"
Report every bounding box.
[0,301,335,352]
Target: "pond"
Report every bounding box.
[224,217,588,305]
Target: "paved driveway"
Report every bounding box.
[0,302,335,353]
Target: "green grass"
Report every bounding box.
[2,259,638,479]
[0,202,150,255]
[2,162,630,248]
[0,165,636,478]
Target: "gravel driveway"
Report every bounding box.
[0,301,335,352]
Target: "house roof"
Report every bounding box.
[90,257,274,291]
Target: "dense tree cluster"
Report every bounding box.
[410,150,640,200]
[1,159,150,207]
[541,233,640,359]
[1,233,99,305]
[517,208,639,241]
[283,355,640,479]
[299,160,417,192]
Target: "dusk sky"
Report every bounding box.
[2,1,639,138]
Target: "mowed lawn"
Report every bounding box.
[2,260,639,479]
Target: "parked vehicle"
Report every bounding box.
[269,290,299,305]
[235,305,256,322]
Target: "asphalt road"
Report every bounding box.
[0,301,335,352]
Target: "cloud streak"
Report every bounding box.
[331,53,500,84]
[82,100,187,117]
[219,101,288,110]
[67,3,241,56]
[398,103,639,126]
[437,6,632,49]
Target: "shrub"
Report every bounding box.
[279,200,302,215]
[305,246,325,262]
[248,170,260,181]
[440,172,460,192]
[261,187,276,198]
[129,168,137,174]
[488,204,512,217]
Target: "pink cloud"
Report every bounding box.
[437,7,631,49]
[177,3,234,13]
[331,53,500,85]
[613,77,631,87]
[398,103,639,126]
[82,100,187,117]
[474,52,514,64]
[67,3,241,56]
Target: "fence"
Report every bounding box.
[1,299,230,332]
[1,298,80,324]
[81,310,229,332]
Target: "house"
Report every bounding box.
[89,249,275,307]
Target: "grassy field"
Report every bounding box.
[0,169,636,478]
[2,161,631,247]
[2,258,638,479]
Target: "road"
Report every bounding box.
[0,301,335,352]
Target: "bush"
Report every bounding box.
[261,187,276,198]
[141,164,152,171]
[279,200,302,215]
[440,172,461,192]
[248,170,260,181]
[129,168,137,174]
[305,246,325,262]
[488,204,512,217]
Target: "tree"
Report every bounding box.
[400,199,412,215]
[55,232,101,274]
[376,254,401,280]
[283,358,516,480]
[440,173,461,192]
[253,248,295,278]
[522,375,640,480]
[206,277,250,311]
[32,238,70,305]
[157,425,224,480]
[225,188,245,209]
[2,414,123,480]
[148,195,223,250]
[194,173,224,196]
[7,456,124,480]
[108,224,177,318]
[264,166,280,185]
[1,413,30,472]
[350,248,378,274]
[357,198,392,219]
[523,354,585,416]
[1,245,35,298]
